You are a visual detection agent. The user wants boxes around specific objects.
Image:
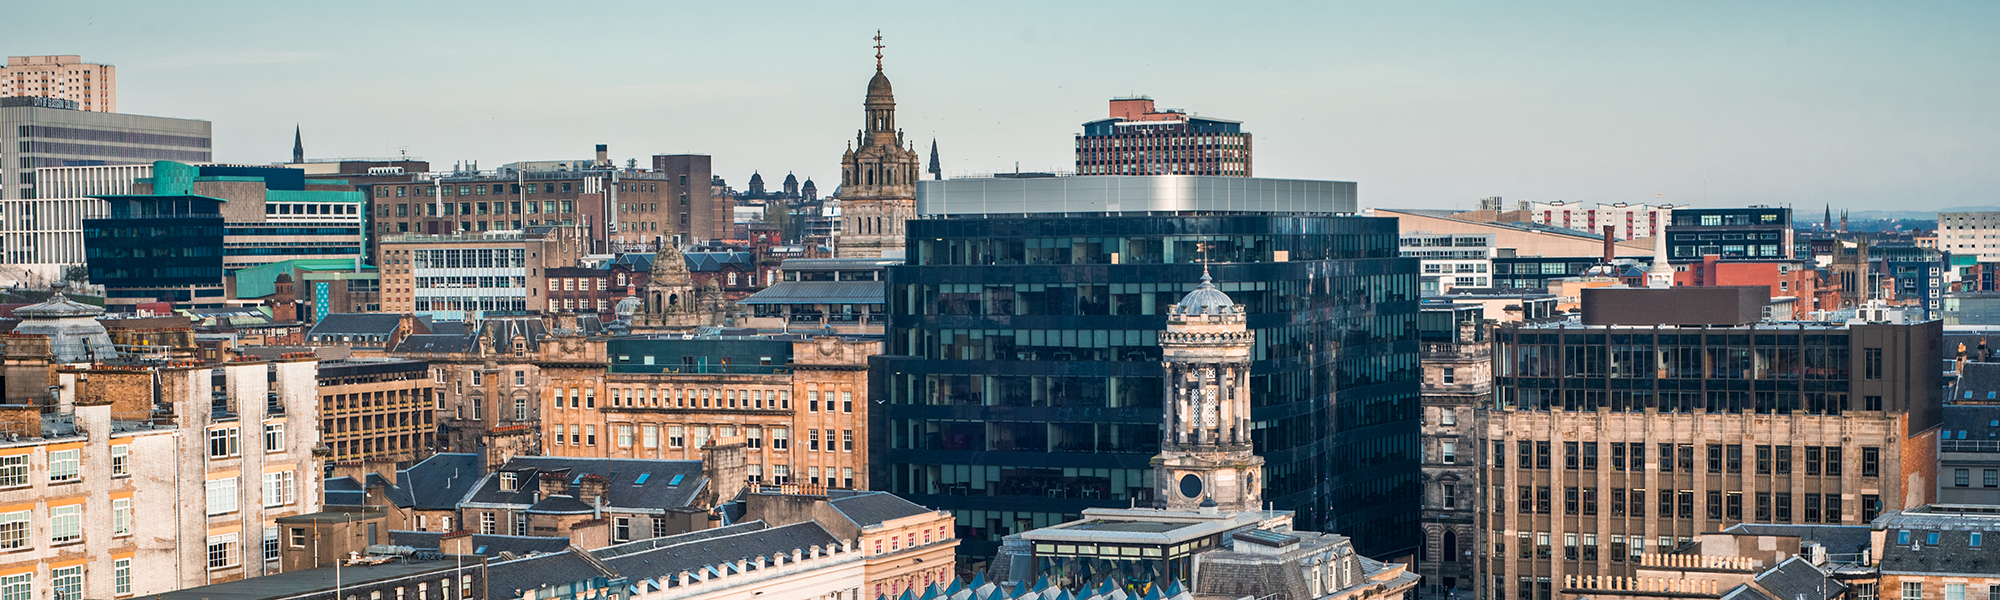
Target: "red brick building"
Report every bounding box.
[1673,254,1835,312]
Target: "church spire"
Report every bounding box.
[292,125,303,164]
[928,139,941,180]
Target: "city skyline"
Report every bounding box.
[5,1,1996,211]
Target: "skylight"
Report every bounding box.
[668,474,685,486]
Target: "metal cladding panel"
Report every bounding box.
[915,175,1356,216]
[1580,286,1769,326]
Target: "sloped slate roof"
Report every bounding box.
[1752,557,1844,600]
[400,453,486,511]
[684,251,752,272]
[466,457,707,512]
[827,491,934,528]
[599,521,840,583]
[489,550,615,600]
[309,313,404,337]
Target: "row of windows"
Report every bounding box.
[0,446,127,488]
[1499,441,1859,476]
[1499,486,1854,523]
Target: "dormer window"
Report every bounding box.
[499,473,517,491]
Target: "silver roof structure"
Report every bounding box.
[915,175,1357,216]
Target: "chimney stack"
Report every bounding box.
[1602,225,1616,266]
[595,144,609,167]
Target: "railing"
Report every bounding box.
[1638,553,1762,571]
[1563,575,1720,596]
[1942,440,2000,453]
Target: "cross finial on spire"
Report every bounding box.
[874,30,884,71]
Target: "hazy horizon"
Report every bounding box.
[9,1,1996,211]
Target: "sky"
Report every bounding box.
[10,1,1999,211]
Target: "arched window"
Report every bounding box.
[1443,530,1459,562]
[669,294,679,307]
[866,169,874,185]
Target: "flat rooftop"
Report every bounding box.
[916,175,1356,217]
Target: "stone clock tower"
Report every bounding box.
[1153,272,1264,512]
[836,31,920,259]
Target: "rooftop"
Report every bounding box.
[915,175,1356,217]
[154,558,477,600]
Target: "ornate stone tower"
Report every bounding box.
[640,244,709,331]
[837,31,920,259]
[1153,272,1264,512]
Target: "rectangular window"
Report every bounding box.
[49,504,80,543]
[1775,492,1793,522]
[480,512,495,534]
[773,428,789,450]
[669,426,684,448]
[1,574,27,600]
[207,477,239,515]
[1756,445,1772,474]
[208,533,239,569]
[114,558,131,596]
[1775,446,1791,474]
[1903,582,1922,600]
[113,498,131,535]
[111,445,129,477]
[50,567,79,600]
[844,430,855,451]
[809,429,821,451]
[263,471,297,507]
[617,425,633,448]
[1708,444,1724,473]
[1862,447,1881,477]
[209,427,241,458]
[48,448,78,482]
[265,423,284,452]
[1946,584,1965,600]
[1827,447,1844,476]
[1581,442,1597,470]
[642,425,659,449]
[1866,348,1883,379]
[0,512,25,549]
[1565,442,1580,469]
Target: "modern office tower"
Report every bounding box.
[0,97,208,201]
[836,44,920,259]
[84,161,364,308]
[0,163,150,285]
[985,278,1419,600]
[1080,97,1248,177]
[1479,286,1943,600]
[1420,302,1492,600]
[1075,97,1251,176]
[1525,201,1676,241]
[1663,206,1793,263]
[871,174,1420,562]
[0,56,117,112]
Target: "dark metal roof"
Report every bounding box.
[155,559,474,600]
[738,281,885,305]
[1942,404,2000,442]
[1875,509,2000,575]
[684,251,752,272]
[324,476,366,506]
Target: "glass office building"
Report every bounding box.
[869,175,1421,561]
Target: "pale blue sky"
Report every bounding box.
[11,1,1997,210]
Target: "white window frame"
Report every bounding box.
[207,533,239,569]
[264,423,284,453]
[47,449,79,483]
[110,445,129,477]
[207,477,239,516]
[49,504,80,543]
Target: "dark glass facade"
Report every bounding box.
[84,195,224,288]
[1665,207,1792,262]
[870,214,1422,560]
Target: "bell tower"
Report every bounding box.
[1153,271,1263,512]
[836,30,920,259]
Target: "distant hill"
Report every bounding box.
[1844,206,2000,220]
